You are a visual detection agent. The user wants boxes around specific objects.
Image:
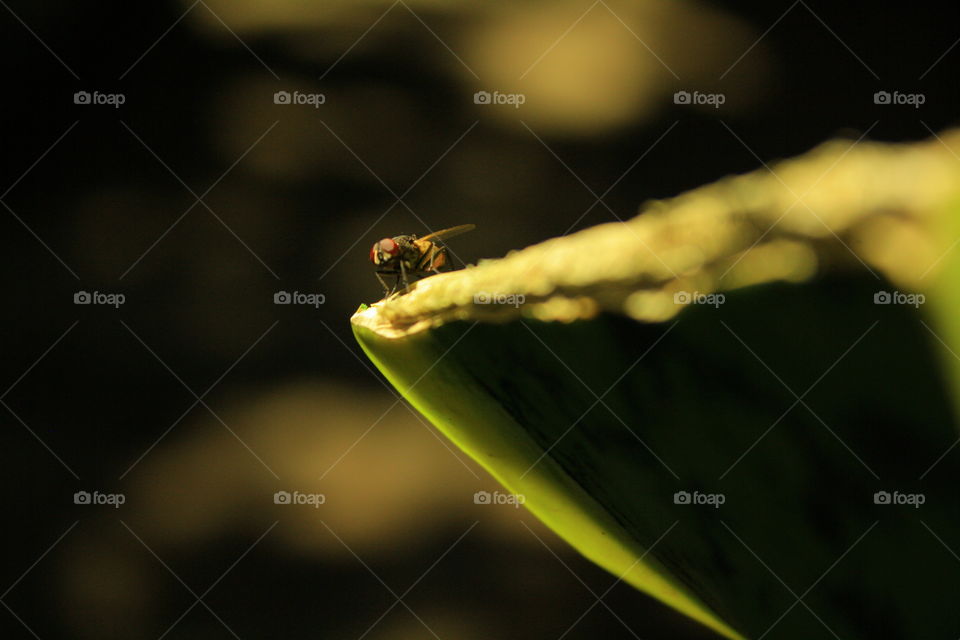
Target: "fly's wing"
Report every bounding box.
[418,224,476,243]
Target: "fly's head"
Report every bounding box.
[369,237,401,268]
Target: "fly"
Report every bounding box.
[369,224,476,297]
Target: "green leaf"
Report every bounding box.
[352,131,960,639]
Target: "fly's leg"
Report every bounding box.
[399,261,409,293]
[430,246,446,275]
[374,272,391,298]
[422,244,446,275]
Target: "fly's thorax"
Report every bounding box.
[390,235,419,267]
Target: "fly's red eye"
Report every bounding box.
[379,238,399,256]
[369,243,378,263]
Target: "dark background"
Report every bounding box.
[0,1,956,638]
